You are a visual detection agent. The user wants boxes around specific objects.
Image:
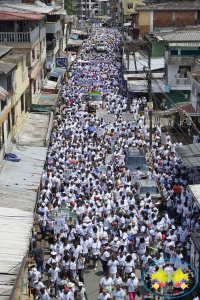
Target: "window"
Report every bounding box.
[21,94,24,112]
[1,99,7,111]
[128,3,133,9]
[7,113,11,134]
[21,58,24,73]
[7,74,12,93]
[32,48,35,61]
[178,65,191,78]
[11,107,15,126]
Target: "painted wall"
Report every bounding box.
[152,40,165,57]
[138,11,150,38]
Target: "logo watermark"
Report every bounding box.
[142,259,198,299]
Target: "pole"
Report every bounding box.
[147,43,153,147]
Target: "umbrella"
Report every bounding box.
[101,74,107,79]
[87,126,96,132]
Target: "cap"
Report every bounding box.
[64,287,69,292]
[113,222,118,226]
[131,273,135,277]
[70,201,75,206]
[51,251,57,256]
[33,267,37,273]
[78,282,84,287]
[114,237,118,241]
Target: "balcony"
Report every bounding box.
[168,78,191,90]
[40,26,46,41]
[0,26,39,44]
[167,55,195,65]
[22,68,28,82]
[46,41,59,55]
[46,20,61,34]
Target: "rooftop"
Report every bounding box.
[136,1,200,10]
[0,112,50,298]
[0,2,54,14]
[0,61,17,75]
[0,11,45,21]
[2,50,26,65]
[0,45,12,58]
[160,30,200,42]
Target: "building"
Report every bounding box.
[136,1,200,38]
[188,71,200,113]
[0,46,29,162]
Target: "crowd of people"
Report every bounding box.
[30,27,200,300]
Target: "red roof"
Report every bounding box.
[178,103,195,120]
[0,11,45,21]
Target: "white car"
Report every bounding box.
[96,43,106,52]
[138,179,163,207]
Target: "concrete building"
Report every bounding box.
[135,1,200,38]
[0,47,29,162]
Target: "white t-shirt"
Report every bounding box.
[100,277,113,291]
[48,267,61,281]
[126,277,139,292]
[123,261,134,274]
[108,260,119,274]
[98,292,111,300]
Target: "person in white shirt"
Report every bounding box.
[99,273,114,294]
[108,255,119,279]
[48,262,61,297]
[126,273,139,300]
[90,237,101,270]
[98,289,111,300]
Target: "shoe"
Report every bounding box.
[147,292,152,296]
[94,267,97,270]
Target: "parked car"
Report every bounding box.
[125,147,149,180]
[138,179,163,207]
[96,43,107,52]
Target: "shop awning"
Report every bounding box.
[50,67,66,78]
[188,184,200,207]
[178,103,196,120]
[175,143,200,168]
[67,39,83,46]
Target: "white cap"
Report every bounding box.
[131,273,135,277]
[78,282,84,286]
[114,237,118,241]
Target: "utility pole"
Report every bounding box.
[147,43,153,147]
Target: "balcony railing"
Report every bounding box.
[0,26,39,44]
[168,78,191,86]
[22,68,28,82]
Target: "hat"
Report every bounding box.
[113,222,118,226]
[70,201,75,206]
[67,282,75,288]
[51,251,57,256]
[114,237,118,241]
[131,273,135,277]
[64,287,69,292]
[33,267,37,273]
[78,282,84,287]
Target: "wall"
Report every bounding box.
[12,58,29,136]
[153,11,173,27]
[152,40,165,57]
[175,11,195,27]
[138,11,150,38]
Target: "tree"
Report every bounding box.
[64,0,77,15]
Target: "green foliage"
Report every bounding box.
[64,0,77,15]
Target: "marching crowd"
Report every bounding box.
[30,27,200,300]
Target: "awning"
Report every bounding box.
[71,34,78,40]
[0,86,9,101]
[178,103,196,120]
[67,39,83,46]
[175,143,200,168]
[188,184,200,207]
[50,67,66,78]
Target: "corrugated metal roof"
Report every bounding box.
[0,145,47,297]
[0,3,54,14]
[175,143,200,168]
[188,184,200,207]
[0,11,45,21]
[161,31,200,42]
